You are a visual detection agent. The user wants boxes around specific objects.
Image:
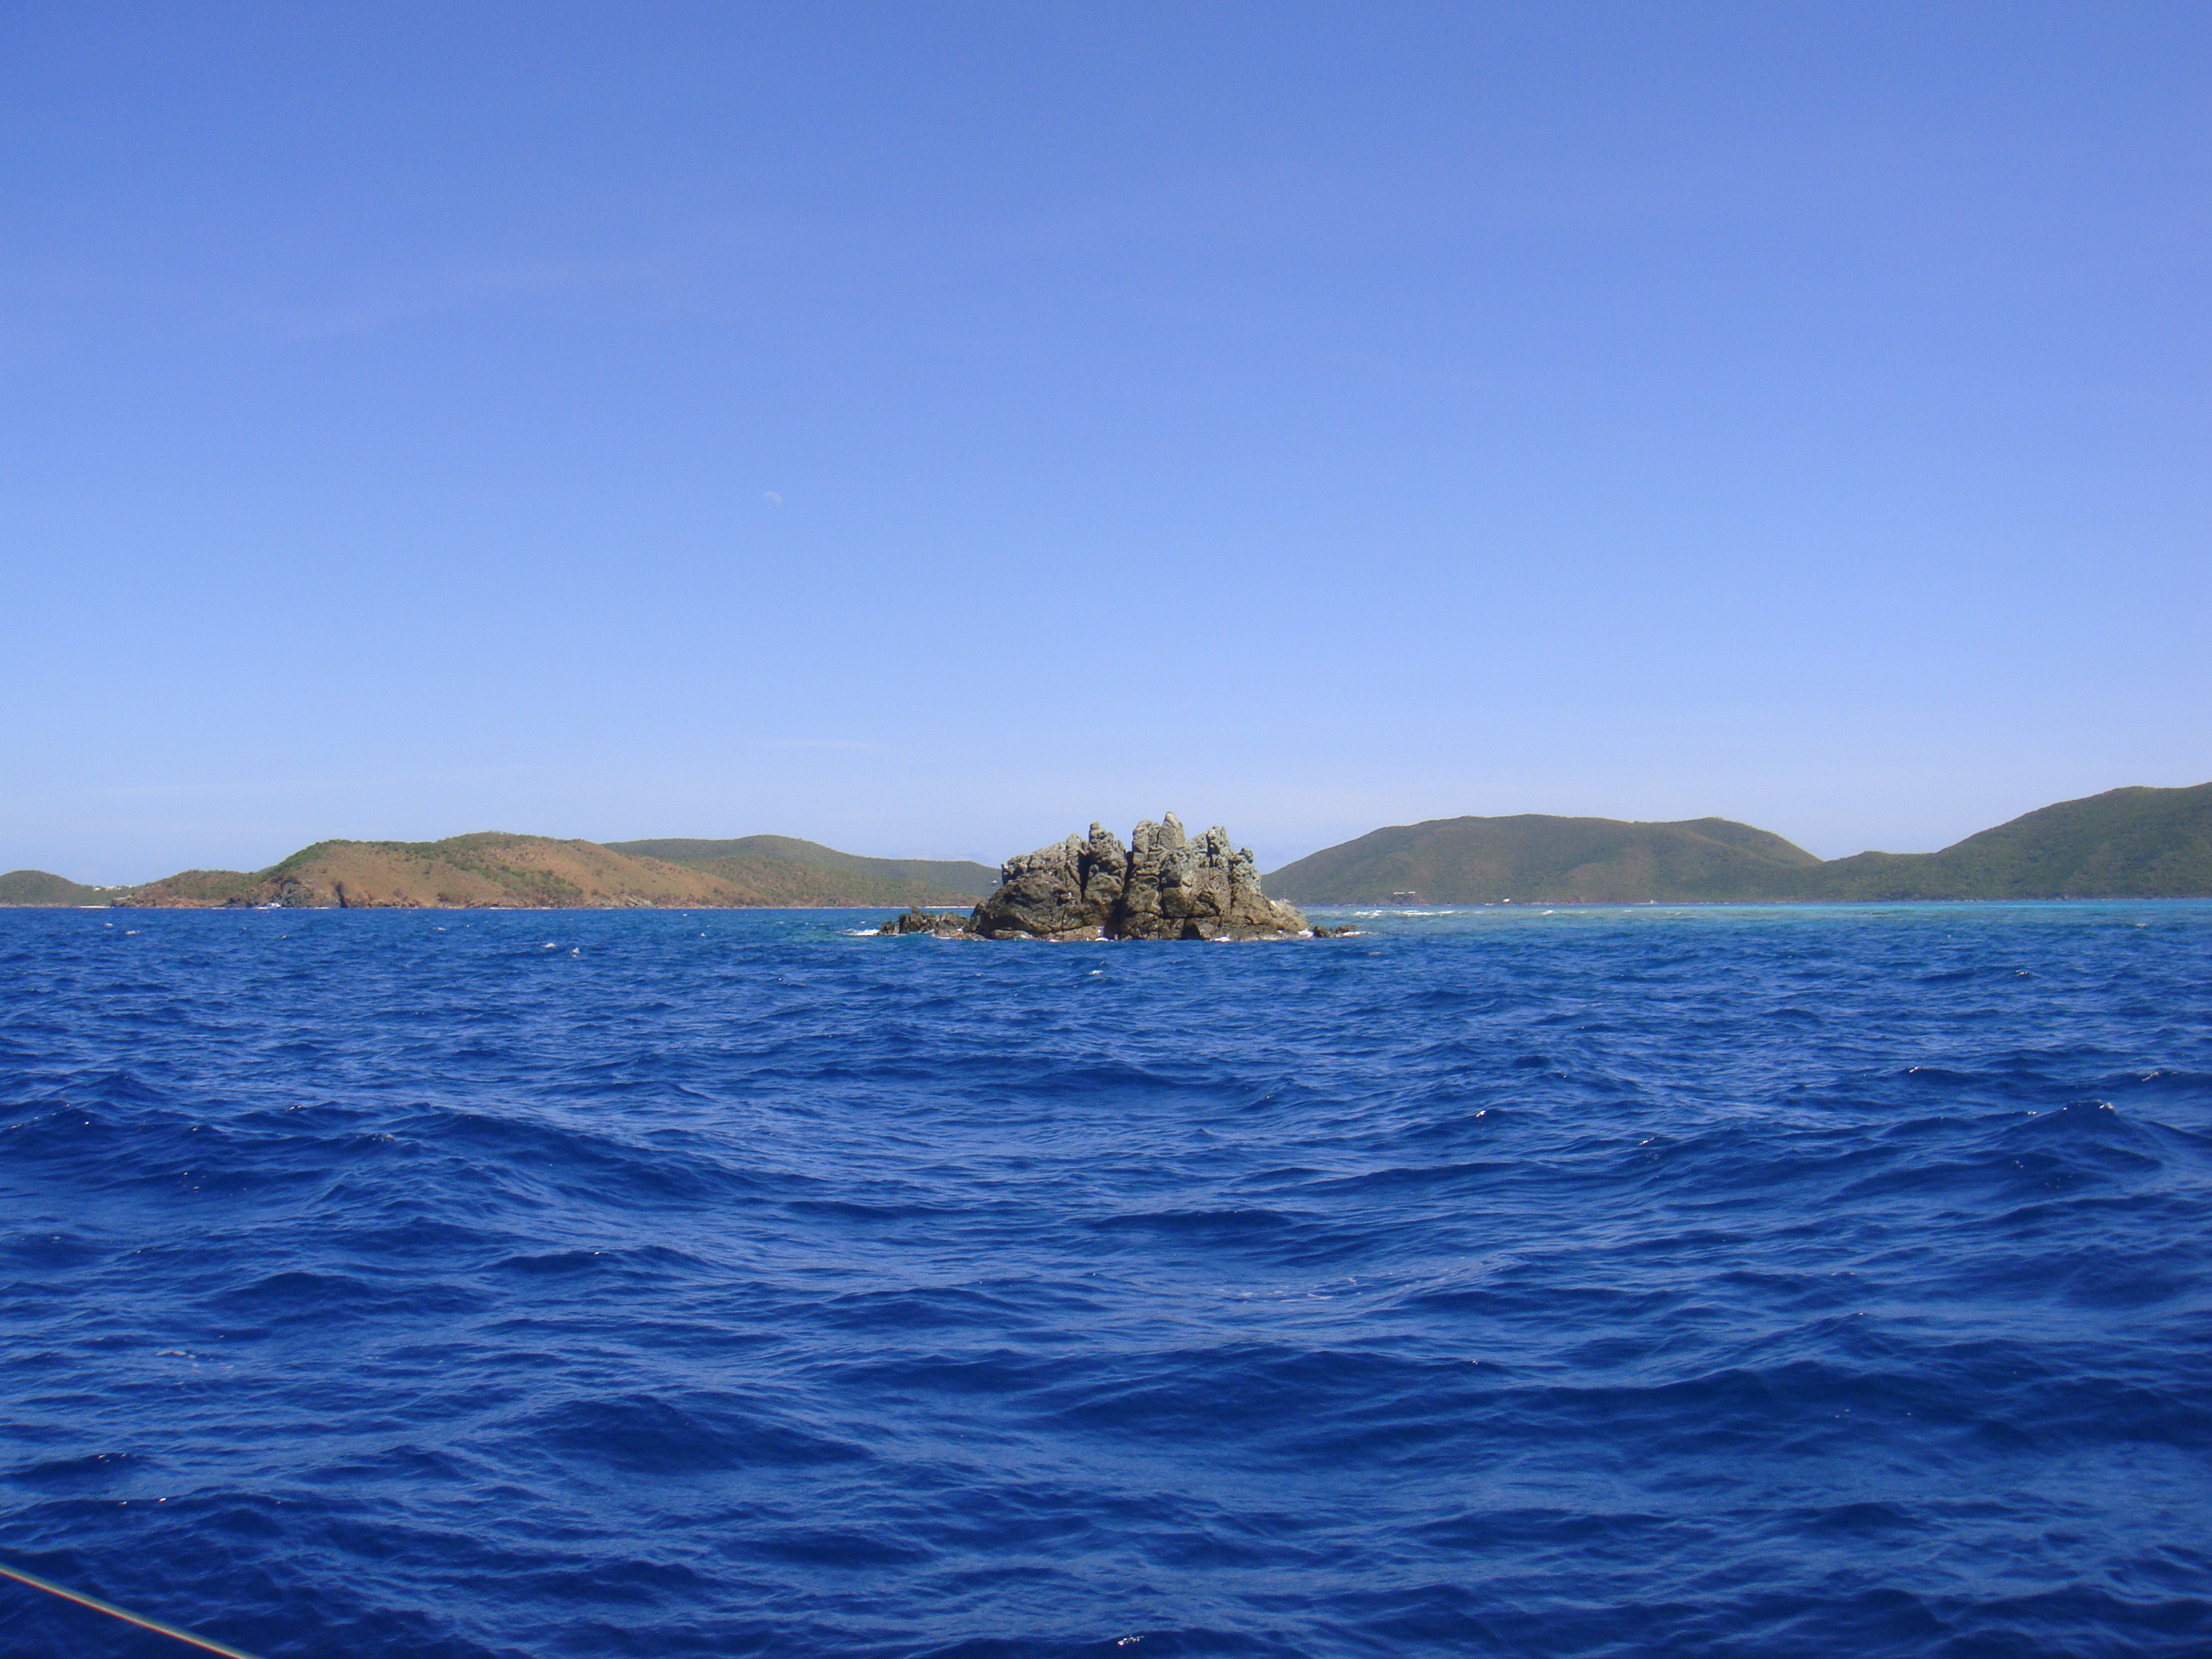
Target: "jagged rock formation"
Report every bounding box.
[886,814,1309,940]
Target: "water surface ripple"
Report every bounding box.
[2,903,2208,1657]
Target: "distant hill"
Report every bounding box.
[1265,814,1823,903]
[113,831,990,910]
[608,836,997,902]
[1810,783,2212,899]
[22,785,2210,911]
[1267,784,2212,903]
[0,870,118,906]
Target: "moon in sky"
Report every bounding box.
[762,491,782,506]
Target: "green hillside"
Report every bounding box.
[632,854,986,908]
[1811,784,2212,899]
[1267,784,2212,903]
[1265,814,1823,903]
[0,870,118,906]
[609,836,999,899]
[21,786,2208,911]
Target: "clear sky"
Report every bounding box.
[5,2,2207,882]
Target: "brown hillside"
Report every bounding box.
[124,833,781,909]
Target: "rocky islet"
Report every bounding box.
[880,814,1318,940]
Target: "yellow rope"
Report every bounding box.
[0,1557,266,1659]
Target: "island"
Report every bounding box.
[877,814,1319,939]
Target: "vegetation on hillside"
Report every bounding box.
[0,870,121,906]
[1810,784,2212,899]
[1267,785,2212,903]
[611,835,997,894]
[18,784,2207,910]
[608,836,996,899]
[1265,814,1824,903]
[111,831,987,910]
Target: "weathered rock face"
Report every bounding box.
[954,814,1308,940]
[876,905,977,937]
[968,834,1105,939]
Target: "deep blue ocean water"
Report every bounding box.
[2,902,2209,1659]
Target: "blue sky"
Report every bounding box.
[4,2,2207,880]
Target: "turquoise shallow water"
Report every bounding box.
[2,902,2209,1657]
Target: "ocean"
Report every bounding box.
[2,903,2208,1658]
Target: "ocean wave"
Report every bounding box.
[1,903,2208,1657]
